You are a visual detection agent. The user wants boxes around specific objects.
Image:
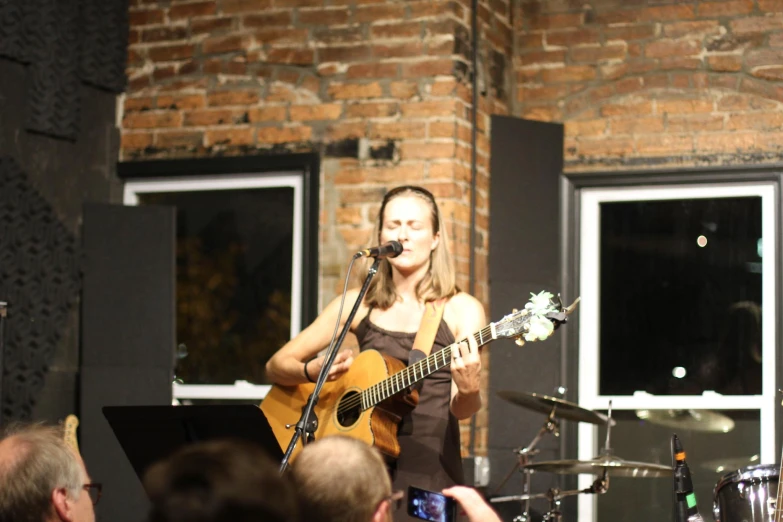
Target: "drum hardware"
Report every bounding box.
[635,408,735,433]
[712,463,779,522]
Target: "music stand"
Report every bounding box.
[102,405,283,486]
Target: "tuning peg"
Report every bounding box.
[515,337,525,347]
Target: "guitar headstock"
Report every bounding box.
[494,291,579,346]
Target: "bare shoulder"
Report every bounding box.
[447,292,486,319]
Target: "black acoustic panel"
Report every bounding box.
[80,367,168,522]
[26,0,81,140]
[0,0,32,63]
[82,203,176,369]
[488,117,564,505]
[79,0,129,93]
[0,157,81,421]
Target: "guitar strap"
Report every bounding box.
[409,298,446,369]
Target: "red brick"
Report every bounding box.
[370,22,422,40]
[328,82,383,99]
[707,55,742,72]
[124,111,183,129]
[516,33,543,50]
[370,122,426,139]
[267,48,314,65]
[390,81,418,99]
[564,119,606,137]
[202,35,251,54]
[605,24,656,41]
[399,141,455,160]
[373,42,426,59]
[207,90,260,106]
[518,49,567,67]
[746,49,783,68]
[546,28,600,47]
[191,17,234,34]
[326,122,366,140]
[152,65,177,82]
[184,108,249,126]
[257,126,312,143]
[668,114,724,132]
[540,65,596,83]
[611,117,664,135]
[730,16,783,35]
[697,0,754,17]
[129,9,164,26]
[155,94,206,110]
[247,106,287,122]
[142,26,188,43]
[122,132,154,149]
[663,21,721,39]
[428,121,456,138]
[639,4,696,21]
[401,100,458,117]
[313,27,363,45]
[401,59,454,78]
[272,0,322,6]
[570,44,626,63]
[148,44,195,62]
[635,134,694,155]
[657,99,714,114]
[346,62,399,79]
[289,104,343,121]
[659,57,703,70]
[726,112,783,130]
[155,130,204,148]
[170,1,216,19]
[717,94,778,111]
[354,4,406,23]
[124,97,155,112]
[574,137,634,157]
[221,0,272,14]
[527,13,583,30]
[241,11,291,27]
[298,7,350,25]
[205,127,254,146]
[600,101,653,117]
[645,39,700,58]
[696,133,756,152]
[319,45,372,63]
[255,28,309,44]
[344,102,399,118]
[758,0,783,11]
[518,84,572,102]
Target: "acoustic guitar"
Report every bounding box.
[261,291,576,461]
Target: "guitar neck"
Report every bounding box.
[360,323,496,409]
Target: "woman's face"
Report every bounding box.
[379,195,439,274]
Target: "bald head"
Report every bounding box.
[290,437,391,522]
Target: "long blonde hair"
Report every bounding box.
[364,185,458,309]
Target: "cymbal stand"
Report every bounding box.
[540,474,610,522]
[493,406,560,522]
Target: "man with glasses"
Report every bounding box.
[290,436,400,522]
[0,423,99,522]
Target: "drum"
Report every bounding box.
[713,463,779,522]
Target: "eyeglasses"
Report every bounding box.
[82,483,102,506]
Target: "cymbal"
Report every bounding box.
[497,391,614,425]
[701,455,760,474]
[635,409,735,433]
[524,453,672,478]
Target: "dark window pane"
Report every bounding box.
[599,197,762,396]
[139,187,294,385]
[595,410,760,522]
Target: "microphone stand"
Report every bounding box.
[279,257,381,473]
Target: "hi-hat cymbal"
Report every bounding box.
[524,453,672,478]
[635,409,735,433]
[497,390,614,426]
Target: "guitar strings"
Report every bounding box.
[335,324,497,415]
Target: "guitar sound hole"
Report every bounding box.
[336,391,362,428]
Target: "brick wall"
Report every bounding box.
[514,0,783,171]
[122,0,512,456]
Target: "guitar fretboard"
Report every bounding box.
[359,324,496,410]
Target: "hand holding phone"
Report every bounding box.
[407,486,457,522]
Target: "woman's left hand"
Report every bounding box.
[451,336,481,395]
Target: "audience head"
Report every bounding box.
[0,422,95,522]
[144,439,296,522]
[290,436,394,522]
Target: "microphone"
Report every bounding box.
[355,240,403,259]
[672,434,704,522]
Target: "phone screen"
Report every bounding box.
[407,486,457,522]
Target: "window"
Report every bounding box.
[120,156,318,401]
[576,182,777,522]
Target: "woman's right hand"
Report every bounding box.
[305,350,354,382]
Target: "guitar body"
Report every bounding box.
[261,349,418,462]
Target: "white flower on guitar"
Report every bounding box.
[524,315,555,342]
[525,291,555,315]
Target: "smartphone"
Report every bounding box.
[407,485,457,522]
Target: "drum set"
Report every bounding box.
[489,390,778,522]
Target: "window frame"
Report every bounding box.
[118,154,320,400]
[562,167,783,522]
